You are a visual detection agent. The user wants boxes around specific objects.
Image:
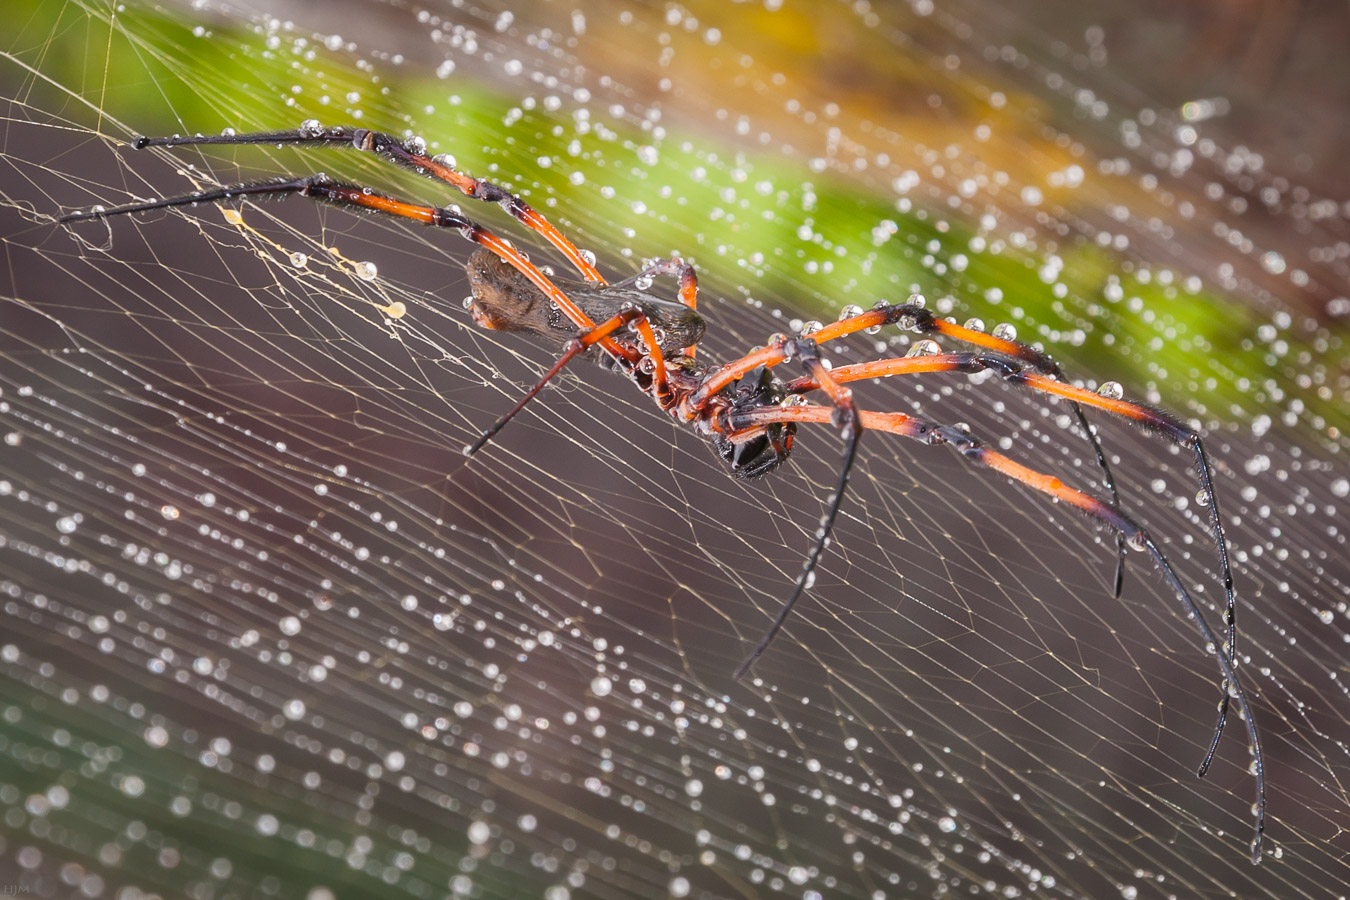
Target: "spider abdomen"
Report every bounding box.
[464,249,704,356]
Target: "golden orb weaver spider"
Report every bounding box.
[60,122,1265,861]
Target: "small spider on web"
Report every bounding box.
[59,121,1266,862]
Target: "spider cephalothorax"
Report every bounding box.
[61,123,1265,861]
[710,364,796,479]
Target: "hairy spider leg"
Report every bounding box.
[608,256,701,357]
[732,339,862,680]
[133,126,606,283]
[465,305,671,455]
[813,301,1127,597]
[59,175,638,364]
[732,401,1265,864]
[786,350,1241,771]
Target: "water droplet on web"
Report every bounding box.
[289,252,308,268]
[354,260,378,281]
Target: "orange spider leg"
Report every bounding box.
[135,126,607,283]
[785,349,1239,773]
[727,399,1265,863]
[60,175,637,363]
[609,256,700,357]
[466,305,667,455]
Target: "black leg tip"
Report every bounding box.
[1112,541,1126,598]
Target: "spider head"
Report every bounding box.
[713,365,796,479]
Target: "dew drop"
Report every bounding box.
[906,339,940,358]
[1097,381,1124,399]
[992,322,1017,341]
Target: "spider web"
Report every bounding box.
[2,0,1348,897]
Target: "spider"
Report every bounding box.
[61,122,1264,861]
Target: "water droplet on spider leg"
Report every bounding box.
[1195,490,1211,507]
[432,152,457,168]
[1097,381,1124,399]
[798,320,823,335]
[838,304,864,320]
[298,118,324,137]
[635,275,653,290]
[1126,532,1147,552]
[906,339,940,358]
[992,322,1018,341]
[962,317,985,333]
[906,293,927,309]
[404,135,427,155]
